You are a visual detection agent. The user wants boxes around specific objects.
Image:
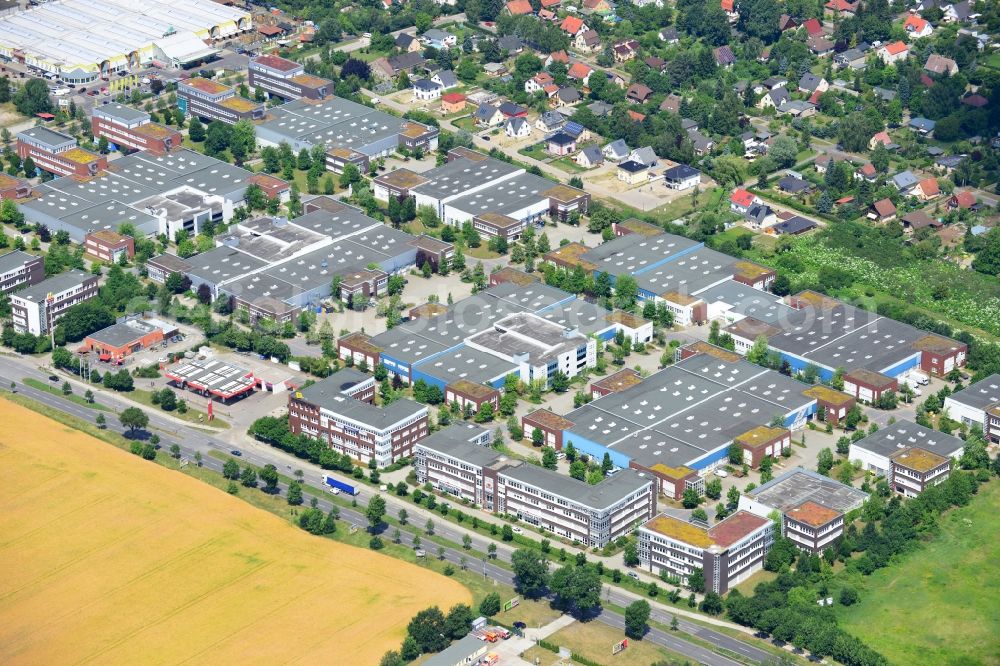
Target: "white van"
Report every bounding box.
[714,468,729,478]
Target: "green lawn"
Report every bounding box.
[837,481,1000,666]
[129,388,229,429]
[551,156,588,173]
[518,143,549,161]
[452,116,479,132]
[24,377,111,411]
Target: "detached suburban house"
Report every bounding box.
[869,198,897,222]
[878,41,909,64]
[663,164,701,190]
[505,117,532,139]
[903,14,933,38]
[576,145,604,168]
[547,131,577,156]
[617,160,650,186]
[924,54,959,76]
[730,188,760,213]
[759,87,790,110]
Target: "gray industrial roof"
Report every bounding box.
[445,171,556,219]
[257,96,420,155]
[416,424,502,467]
[946,374,1000,410]
[13,269,93,303]
[410,155,522,201]
[748,467,869,514]
[564,353,815,468]
[535,298,614,337]
[578,232,700,275]
[18,126,76,151]
[501,463,652,510]
[289,206,382,240]
[697,281,779,314]
[467,312,587,365]
[851,419,965,459]
[416,345,518,386]
[300,380,426,429]
[185,246,268,285]
[86,320,161,348]
[0,250,37,274]
[636,246,739,297]
[94,103,151,124]
[20,149,251,238]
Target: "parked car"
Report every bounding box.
[714,468,729,478]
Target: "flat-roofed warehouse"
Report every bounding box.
[539,351,823,498]
[255,96,438,172]
[0,0,249,83]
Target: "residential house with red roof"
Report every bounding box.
[825,0,858,15]
[721,0,738,21]
[949,191,977,210]
[525,72,554,94]
[916,177,940,200]
[878,41,910,64]
[560,16,588,35]
[856,162,878,182]
[869,131,894,150]
[803,18,823,36]
[441,92,467,114]
[730,188,759,213]
[505,0,534,15]
[903,14,933,37]
[870,198,897,222]
[567,62,594,85]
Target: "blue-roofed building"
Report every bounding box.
[909,117,936,134]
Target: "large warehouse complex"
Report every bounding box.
[374,148,591,231]
[338,278,651,395]
[719,290,967,393]
[20,148,251,242]
[0,0,248,82]
[521,348,822,498]
[544,229,775,326]
[147,197,446,323]
[255,96,439,173]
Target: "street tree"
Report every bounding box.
[118,406,149,434]
[624,599,651,639]
[223,458,240,480]
[240,466,258,488]
[550,564,602,616]
[260,464,280,494]
[367,495,387,531]
[287,481,303,505]
[510,548,550,599]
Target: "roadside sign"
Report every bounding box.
[612,639,628,655]
[503,596,520,612]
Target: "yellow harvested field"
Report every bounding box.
[0,400,469,665]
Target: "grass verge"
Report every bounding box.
[23,377,110,411]
[129,388,229,428]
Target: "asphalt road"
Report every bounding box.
[0,356,773,666]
